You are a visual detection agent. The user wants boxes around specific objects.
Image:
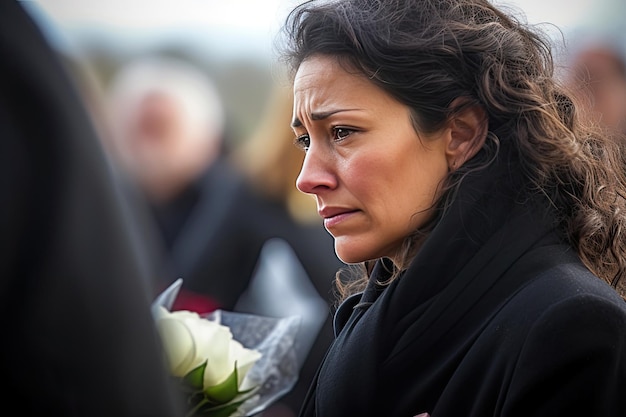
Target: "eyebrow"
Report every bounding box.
[291,109,359,128]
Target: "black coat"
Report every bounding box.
[300,146,626,417]
[0,2,182,416]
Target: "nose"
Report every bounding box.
[296,145,337,195]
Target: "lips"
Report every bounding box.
[318,206,354,218]
[318,206,359,229]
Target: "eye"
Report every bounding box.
[294,134,310,151]
[333,127,354,141]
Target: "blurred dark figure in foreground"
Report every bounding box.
[566,41,626,135]
[0,2,182,416]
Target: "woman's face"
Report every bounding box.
[292,55,451,264]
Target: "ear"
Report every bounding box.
[445,99,488,171]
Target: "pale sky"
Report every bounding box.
[25,0,621,61]
[31,0,292,36]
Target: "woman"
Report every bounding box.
[280,0,626,416]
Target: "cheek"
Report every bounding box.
[341,153,381,197]
[392,150,449,222]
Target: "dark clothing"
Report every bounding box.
[150,158,262,312]
[150,157,342,314]
[300,146,626,416]
[0,2,182,416]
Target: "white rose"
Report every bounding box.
[154,306,262,389]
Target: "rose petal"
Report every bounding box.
[229,340,262,387]
[155,309,263,391]
[156,316,196,377]
[200,324,235,386]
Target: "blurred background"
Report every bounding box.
[23,0,626,148]
[23,0,302,148]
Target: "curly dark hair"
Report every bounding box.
[280,0,626,300]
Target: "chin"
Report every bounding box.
[335,242,378,265]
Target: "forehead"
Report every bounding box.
[295,55,341,83]
[293,55,394,114]
[295,55,368,95]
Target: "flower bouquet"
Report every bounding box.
[152,279,301,417]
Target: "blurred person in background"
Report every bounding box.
[1,2,182,416]
[565,39,626,136]
[231,83,344,417]
[105,55,274,313]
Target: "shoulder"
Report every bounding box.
[511,258,626,317]
[478,250,626,368]
[498,261,626,415]
[497,258,626,370]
